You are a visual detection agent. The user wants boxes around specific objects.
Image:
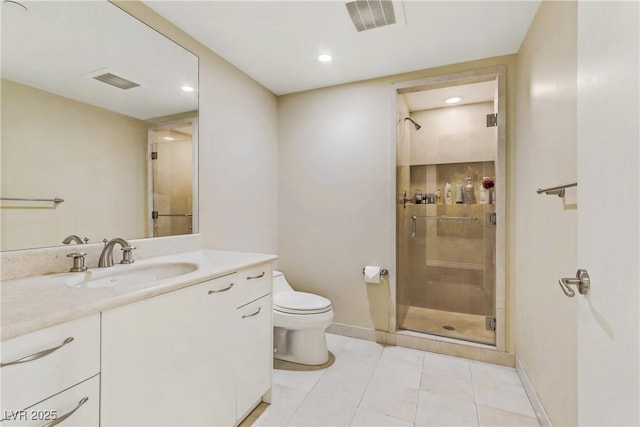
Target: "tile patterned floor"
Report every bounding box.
[241,334,539,427]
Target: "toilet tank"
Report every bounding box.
[272,271,294,294]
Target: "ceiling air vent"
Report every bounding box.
[346,0,396,32]
[93,72,140,90]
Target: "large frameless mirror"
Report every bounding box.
[1,0,199,251]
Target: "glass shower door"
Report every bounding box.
[397,163,496,345]
[150,130,193,237]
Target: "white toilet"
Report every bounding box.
[272,271,334,365]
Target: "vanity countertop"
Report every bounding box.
[0,249,277,341]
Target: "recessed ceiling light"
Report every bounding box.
[445,97,462,104]
[181,85,194,92]
[318,54,332,63]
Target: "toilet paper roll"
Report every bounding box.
[364,266,381,284]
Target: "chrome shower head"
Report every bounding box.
[404,117,422,130]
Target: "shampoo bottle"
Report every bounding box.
[444,183,453,205]
[463,177,475,204]
[479,184,489,204]
[455,184,463,204]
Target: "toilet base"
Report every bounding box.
[273,327,329,365]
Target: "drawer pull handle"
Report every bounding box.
[41,397,89,427]
[0,337,74,368]
[247,272,265,280]
[242,307,262,318]
[208,283,234,294]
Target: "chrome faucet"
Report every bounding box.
[62,235,88,245]
[98,238,136,267]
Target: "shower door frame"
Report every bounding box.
[146,116,199,238]
[389,65,507,352]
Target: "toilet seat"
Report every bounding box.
[273,291,332,315]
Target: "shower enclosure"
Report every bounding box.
[148,120,195,238]
[396,80,499,346]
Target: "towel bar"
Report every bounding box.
[536,182,577,197]
[1,197,64,203]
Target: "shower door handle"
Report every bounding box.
[558,269,590,297]
[400,191,412,208]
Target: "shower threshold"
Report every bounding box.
[399,306,495,346]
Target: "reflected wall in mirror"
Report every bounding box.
[0,0,199,251]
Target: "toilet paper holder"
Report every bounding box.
[362,267,389,276]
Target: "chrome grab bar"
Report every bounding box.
[536,182,577,197]
[0,337,74,368]
[411,215,478,237]
[40,397,89,427]
[1,197,64,203]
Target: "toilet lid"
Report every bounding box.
[274,291,332,315]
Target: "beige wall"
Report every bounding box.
[114,1,279,255]
[515,1,577,426]
[1,79,148,250]
[278,55,517,343]
[410,102,496,165]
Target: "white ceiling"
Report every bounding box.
[404,80,496,112]
[145,0,540,95]
[1,1,198,120]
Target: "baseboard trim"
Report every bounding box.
[515,355,553,427]
[327,323,396,345]
[327,322,515,367]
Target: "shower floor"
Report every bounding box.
[400,306,495,345]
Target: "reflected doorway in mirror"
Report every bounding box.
[148,118,198,238]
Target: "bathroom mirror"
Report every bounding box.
[0,0,198,251]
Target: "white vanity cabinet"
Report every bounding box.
[101,263,273,426]
[101,273,238,426]
[0,314,100,427]
[235,266,273,420]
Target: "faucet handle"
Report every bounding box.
[66,252,88,272]
[120,246,136,264]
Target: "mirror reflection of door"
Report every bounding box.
[149,121,194,237]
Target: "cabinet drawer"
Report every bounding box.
[200,272,239,305]
[1,374,99,427]
[237,263,272,306]
[0,315,100,413]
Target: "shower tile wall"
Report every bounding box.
[406,161,495,316]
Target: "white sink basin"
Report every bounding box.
[71,262,199,288]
